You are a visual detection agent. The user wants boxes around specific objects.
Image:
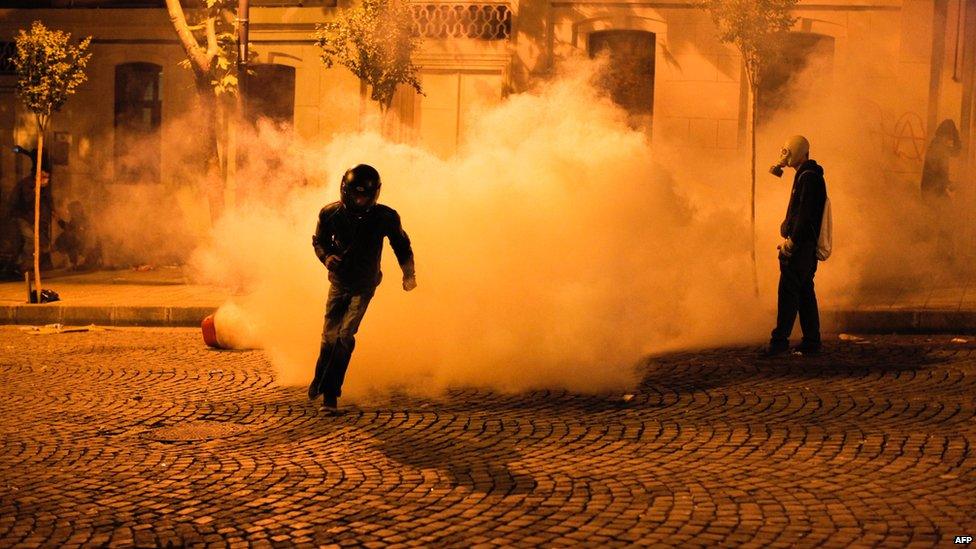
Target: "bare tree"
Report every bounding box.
[13,21,91,301]
[700,0,797,293]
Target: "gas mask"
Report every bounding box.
[769,148,789,178]
[769,135,810,178]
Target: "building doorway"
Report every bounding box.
[588,30,656,132]
[244,64,296,127]
[411,70,504,158]
[758,33,835,124]
[114,62,162,183]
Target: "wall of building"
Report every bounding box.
[0,0,949,266]
[0,5,513,184]
[927,0,976,242]
[509,0,934,190]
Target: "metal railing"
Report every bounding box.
[409,2,512,41]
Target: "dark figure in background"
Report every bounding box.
[55,200,102,270]
[920,119,961,200]
[920,119,961,258]
[11,147,54,274]
[766,135,827,356]
[308,164,417,414]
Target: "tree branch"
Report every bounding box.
[205,16,219,62]
[165,0,212,76]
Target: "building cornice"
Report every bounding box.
[550,0,901,9]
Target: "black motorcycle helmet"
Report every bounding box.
[340,164,381,214]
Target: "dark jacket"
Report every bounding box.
[780,159,827,247]
[313,202,415,292]
[920,140,953,199]
[13,175,53,224]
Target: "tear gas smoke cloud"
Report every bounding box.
[61,111,220,267]
[191,60,767,398]
[181,49,971,400]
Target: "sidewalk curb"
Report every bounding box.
[0,305,214,327]
[1,306,975,333]
[824,310,976,334]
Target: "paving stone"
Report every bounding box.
[0,328,973,546]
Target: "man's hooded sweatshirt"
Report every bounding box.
[780,159,827,249]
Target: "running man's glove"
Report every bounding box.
[403,274,417,292]
[777,238,794,258]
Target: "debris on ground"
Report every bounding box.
[132,264,156,272]
[20,323,103,335]
[621,394,635,403]
[29,288,60,303]
[838,333,865,342]
[950,337,968,344]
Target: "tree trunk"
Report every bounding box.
[359,80,368,131]
[380,100,396,140]
[195,78,223,223]
[165,0,223,222]
[749,87,759,297]
[32,116,47,302]
[226,99,238,212]
[165,0,218,74]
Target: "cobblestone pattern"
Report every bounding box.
[0,328,973,547]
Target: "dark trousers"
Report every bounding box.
[17,218,51,271]
[770,249,821,348]
[311,284,374,398]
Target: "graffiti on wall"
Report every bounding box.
[864,100,928,168]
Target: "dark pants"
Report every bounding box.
[770,248,821,349]
[17,218,51,272]
[311,284,374,398]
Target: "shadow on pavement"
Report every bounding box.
[369,425,537,495]
[642,341,955,395]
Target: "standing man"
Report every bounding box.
[766,135,827,356]
[308,164,416,414]
[12,147,54,274]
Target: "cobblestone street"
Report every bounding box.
[0,327,973,547]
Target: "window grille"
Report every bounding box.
[409,3,512,40]
[115,62,162,183]
[0,42,17,75]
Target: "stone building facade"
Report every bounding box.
[0,0,971,266]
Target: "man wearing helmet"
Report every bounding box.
[308,164,416,414]
[766,135,827,356]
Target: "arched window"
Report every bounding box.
[588,30,656,130]
[244,64,296,127]
[114,62,162,183]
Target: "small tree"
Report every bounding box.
[314,0,423,126]
[13,21,91,301]
[700,0,797,293]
